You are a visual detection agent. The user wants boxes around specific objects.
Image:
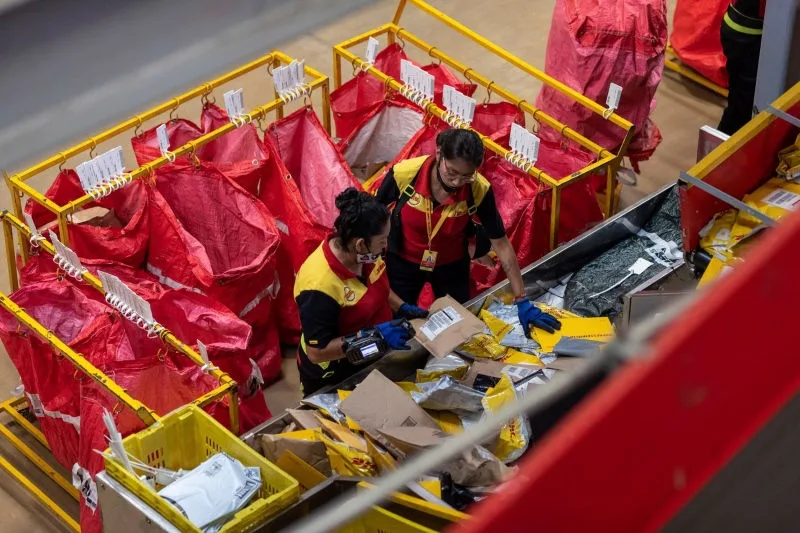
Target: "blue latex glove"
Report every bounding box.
[375,319,413,350]
[516,299,562,336]
[397,302,429,320]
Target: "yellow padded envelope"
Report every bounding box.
[532,317,615,353]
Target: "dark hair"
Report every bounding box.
[436,129,484,168]
[333,187,390,246]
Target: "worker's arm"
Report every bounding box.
[388,289,404,313]
[476,187,525,299]
[374,169,399,206]
[491,236,526,300]
[296,290,346,364]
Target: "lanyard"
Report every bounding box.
[424,198,457,249]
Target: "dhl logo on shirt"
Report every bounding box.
[406,193,470,217]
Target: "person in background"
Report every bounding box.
[376,128,561,337]
[718,0,767,135]
[293,188,427,396]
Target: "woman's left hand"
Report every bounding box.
[397,302,429,320]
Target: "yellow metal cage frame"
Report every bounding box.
[0,49,334,530]
[664,43,729,98]
[4,50,331,264]
[0,210,243,531]
[333,0,635,250]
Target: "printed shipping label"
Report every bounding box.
[420,306,463,340]
[762,189,800,211]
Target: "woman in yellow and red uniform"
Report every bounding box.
[376,128,560,336]
[293,188,427,396]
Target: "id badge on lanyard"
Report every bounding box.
[420,200,455,272]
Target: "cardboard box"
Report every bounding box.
[339,370,440,455]
[260,431,332,476]
[70,206,124,228]
[287,408,323,430]
[411,296,485,358]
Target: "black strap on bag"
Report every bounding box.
[388,170,491,260]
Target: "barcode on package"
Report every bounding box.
[762,189,800,211]
[420,306,463,340]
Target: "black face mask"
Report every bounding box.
[436,158,461,194]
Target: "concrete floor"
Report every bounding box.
[0,0,724,530]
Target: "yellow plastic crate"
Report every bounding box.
[104,405,299,532]
[337,506,438,533]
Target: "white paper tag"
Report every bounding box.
[629,257,653,275]
[23,212,40,238]
[762,189,800,211]
[288,61,301,88]
[417,69,434,101]
[197,340,210,366]
[48,230,85,274]
[526,134,540,163]
[607,83,623,110]
[510,123,526,155]
[442,85,476,125]
[420,306,463,340]
[365,36,379,65]
[75,161,96,191]
[400,59,412,86]
[510,123,539,162]
[99,270,154,324]
[443,85,455,110]
[156,124,170,155]
[224,90,240,120]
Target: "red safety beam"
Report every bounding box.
[455,201,800,532]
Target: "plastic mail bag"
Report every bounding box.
[158,453,261,533]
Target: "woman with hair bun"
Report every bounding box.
[293,187,427,396]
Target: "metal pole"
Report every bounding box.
[754,0,800,113]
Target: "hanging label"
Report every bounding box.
[442,85,476,126]
[156,124,170,155]
[510,124,540,163]
[272,59,306,99]
[223,89,245,121]
[365,36,380,65]
[525,133,540,163]
[197,340,211,366]
[400,59,413,86]
[48,230,86,275]
[762,188,800,211]
[75,147,125,193]
[23,212,41,239]
[606,83,623,111]
[98,270,154,324]
[400,60,434,101]
[289,60,305,88]
[76,161,99,191]
[420,307,463,340]
[443,85,454,111]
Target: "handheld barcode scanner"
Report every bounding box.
[342,319,415,365]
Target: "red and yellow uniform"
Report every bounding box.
[376,155,506,303]
[294,237,392,396]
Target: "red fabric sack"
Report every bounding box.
[25,170,149,267]
[536,0,668,167]
[268,107,362,229]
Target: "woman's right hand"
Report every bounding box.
[375,319,414,350]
